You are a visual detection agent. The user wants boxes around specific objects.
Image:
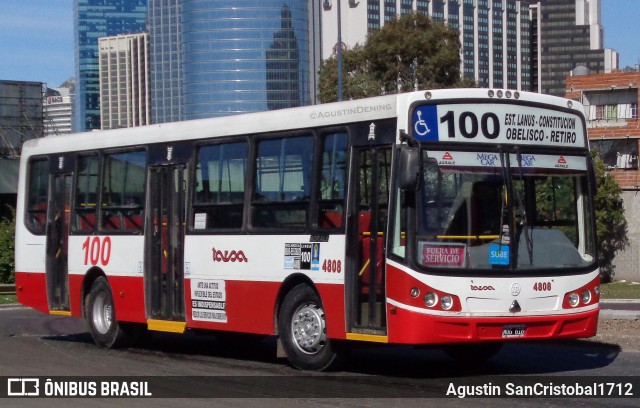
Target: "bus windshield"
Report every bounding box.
[415,150,596,272]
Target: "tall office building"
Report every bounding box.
[98,33,151,129]
[148,0,314,121]
[322,0,534,91]
[148,0,183,123]
[321,0,619,95]
[44,87,74,136]
[73,0,147,132]
[266,6,304,111]
[531,0,618,96]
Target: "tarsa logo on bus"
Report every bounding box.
[470,285,495,291]
[212,247,248,263]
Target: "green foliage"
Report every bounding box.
[318,13,475,103]
[317,45,382,103]
[0,208,16,284]
[591,151,629,282]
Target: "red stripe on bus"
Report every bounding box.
[16,272,346,339]
[387,304,598,344]
[15,272,48,314]
[184,280,346,339]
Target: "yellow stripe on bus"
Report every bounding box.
[346,333,389,343]
[147,319,186,334]
[49,310,72,316]
[436,235,500,240]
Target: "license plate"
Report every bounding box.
[502,324,526,338]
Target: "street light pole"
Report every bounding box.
[336,0,343,101]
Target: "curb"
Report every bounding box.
[599,309,640,320]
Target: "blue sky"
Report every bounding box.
[0,0,74,87]
[0,0,637,88]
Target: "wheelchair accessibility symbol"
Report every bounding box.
[414,111,430,136]
[412,106,438,141]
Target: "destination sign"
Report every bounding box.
[412,103,586,148]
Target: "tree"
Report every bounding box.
[317,45,382,103]
[0,207,15,284]
[591,151,629,282]
[318,13,475,102]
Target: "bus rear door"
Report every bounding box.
[144,144,190,329]
[45,155,74,313]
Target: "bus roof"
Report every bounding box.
[21,89,586,157]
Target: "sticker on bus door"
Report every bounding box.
[191,279,227,323]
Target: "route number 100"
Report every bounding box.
[440,111,501,140]
[82,236,112,266]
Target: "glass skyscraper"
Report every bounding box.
[148,0,183,123]
[73,0,147,132]
[148,0,312,123]
[179,0,311,120]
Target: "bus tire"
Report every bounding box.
[278,284,341,371]
[85,277,130,348]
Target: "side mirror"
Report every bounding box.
[398,145,420,191]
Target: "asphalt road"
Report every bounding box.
[0,306,638,407]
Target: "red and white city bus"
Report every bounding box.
[15,89,599,370]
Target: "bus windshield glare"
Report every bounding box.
[415,150,596,271]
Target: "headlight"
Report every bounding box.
[441,295,453,310]
[581,290,592,304]
[424,292,437,307]
[568,292,580,307]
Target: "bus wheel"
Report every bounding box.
[278,284,340,371]
[85,277,130,348]
[443,342,503,364]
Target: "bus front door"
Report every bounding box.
[145,165,186,323]
[46,174,72,312]
[348,147,391,334]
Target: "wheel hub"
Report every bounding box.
[291,303,327,354]
[92,292,113,335]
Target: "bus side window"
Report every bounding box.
[317,132,348,230]
[72,154,99,233]
[252,135,314,230]
[193,141,247,230]
[100,150,146,233]
[25,158,49,235]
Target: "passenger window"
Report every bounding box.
[100,150,146,233]
[25,158,49,235]
[317,132,348,229]
[194,142,248,229]
[72,154,99,233]
[252,135,314,229]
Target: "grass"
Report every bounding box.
[0,294,17,305]
[600,280,640,300]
